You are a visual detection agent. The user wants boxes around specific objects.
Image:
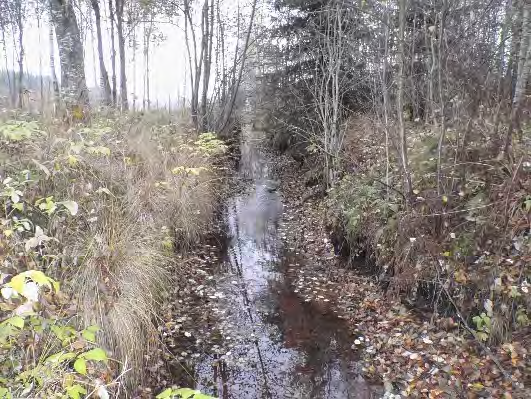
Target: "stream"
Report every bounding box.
[185,125,379,398]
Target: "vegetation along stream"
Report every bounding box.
[181,125,380,399]
[2,0,530,397]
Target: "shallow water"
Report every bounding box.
[189,127,378,398]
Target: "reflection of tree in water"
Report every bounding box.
[191,126,377,398]
[262,268,366,398]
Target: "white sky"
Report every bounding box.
[19,13,188,108]
[0,0,265,109]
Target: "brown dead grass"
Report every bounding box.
[2,111,226,390]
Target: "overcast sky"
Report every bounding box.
[1,6,191,109]
[0,0,266,109]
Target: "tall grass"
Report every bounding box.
[0,110,227,394]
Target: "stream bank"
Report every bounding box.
[142,125,382,398]
[273,155,530,398]
[143,120,529,398]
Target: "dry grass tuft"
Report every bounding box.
[72,202,169,386]
[0,110,226,392]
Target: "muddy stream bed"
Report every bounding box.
[174,126,380,398]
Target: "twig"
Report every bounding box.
[503,156,523,230]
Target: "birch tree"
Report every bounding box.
[90,0,112,105]
[49,0,89,109]
[108,0,117,105]
[115,0,128,110]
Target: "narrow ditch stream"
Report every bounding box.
[185,126,378,398]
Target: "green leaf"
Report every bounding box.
[66,384,87,399]
[0,386,12,399]
[73,358,87,375]
[6,316,24,329]
[50,324,76,342]
[81,326,99,343]
[174,388,201,399]
[10,191,20,204]
[193,394,216,399]
[59,201,79,216]
[80,347,107,362]
[156,388,174,399]
[45,351,76,364]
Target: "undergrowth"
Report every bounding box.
[329,115,531,345]
[0,112,227,397]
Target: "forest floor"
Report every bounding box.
[272,155,530,399]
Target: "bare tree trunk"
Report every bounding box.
[219,0,258,133]
[200,0,215,132]
[143,19,153,110]
[397,0,413,198]
[48,17,60,110]
[513,2,531,107]
[37,4,44,112]
[217,0,226,104]
[493,0,514,138]
[382,0,392,199]
[183,0,203,127]
[15,1,24,109]
[91,0,112,105]
[436,1,447,195]
[1,29,13,106]
[115,0,128,110]
[506,0,522,103]
[183,2,195,118]
[49,0,89,110]
[503,1,530,155]
[193,2,206,126]
[428,12,438,126]
[132,20,136,111]
[108,0,117,106]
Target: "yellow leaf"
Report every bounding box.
[68,155,78,166]
[8,273,26,294]
[28,270,52,288]
[3,229,13,237]
[72,106,84,121]
[442,195,448,204]
[470,382,484,391]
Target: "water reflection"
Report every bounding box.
[192,127,378,398]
